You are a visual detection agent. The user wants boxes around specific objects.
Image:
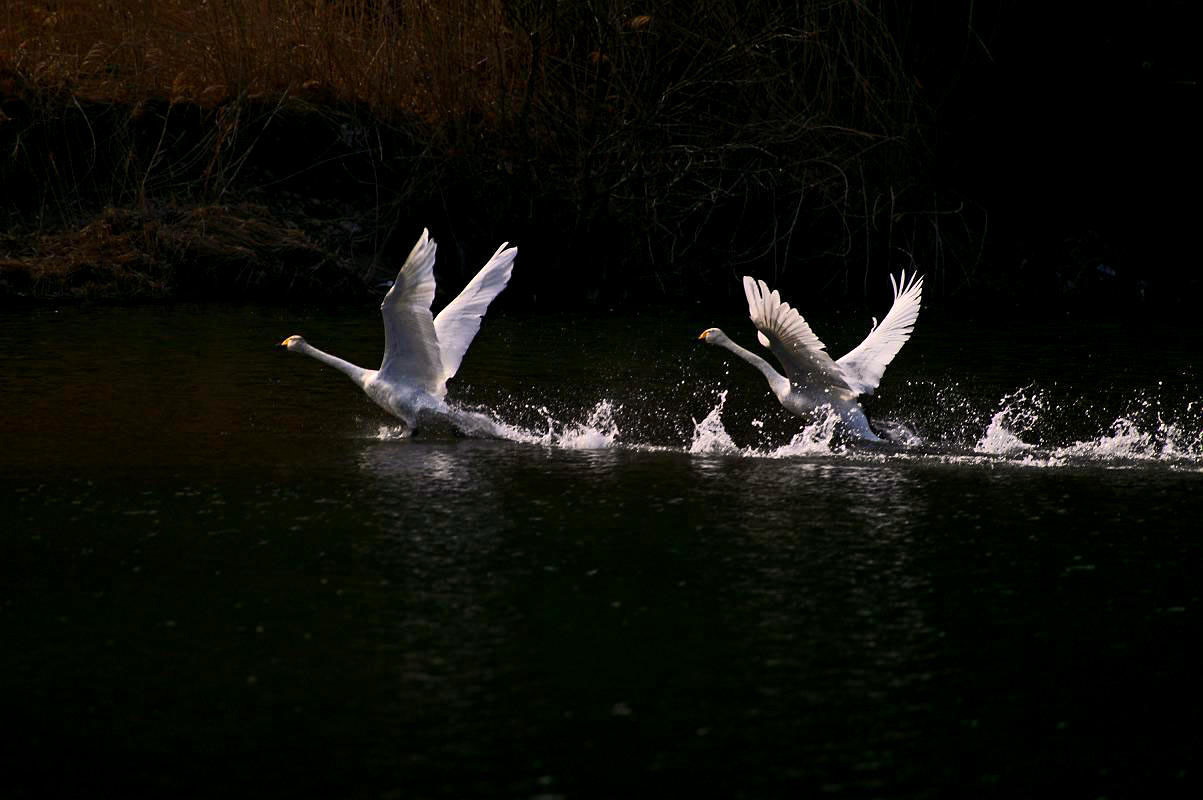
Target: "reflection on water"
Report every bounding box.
[1,305,1201,798]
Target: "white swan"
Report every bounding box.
[699,271,923,441]
[281,228,517,435]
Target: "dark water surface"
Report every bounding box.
[2,305,1200,798]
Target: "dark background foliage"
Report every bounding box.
[0,1,1196,311]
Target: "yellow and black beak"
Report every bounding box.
[697,331,709,341]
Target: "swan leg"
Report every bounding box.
[393,409,418,436]
[444,407,505,439]
[839,405,882,442]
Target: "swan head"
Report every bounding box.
[279,335,307,351]
[697,327,728,345]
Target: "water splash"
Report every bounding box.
[375,424,413,441]
[977,412,1036,455]
[975,388,1045,455]
[688,392,844,458]
[476,400,625,450]
[707,382,1203,465]
[370,399,623,449]
[550,400,622,449]
[1052,416,1202,462]
[971,386,1203,465]
[368,378,1201,468]
[1162,411,1203,460]
[689,391,739,455]
[373,404,509,441]
[766,408,843,457]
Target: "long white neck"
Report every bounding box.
[296,341,370,386]
[716,336,790,398]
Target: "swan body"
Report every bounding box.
[281,228,517,434]
[700,271,923,441]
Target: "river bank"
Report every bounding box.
[2,2,1196,311]
[0,88,1156,314]
[0,2,957,307]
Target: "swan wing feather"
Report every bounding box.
[379,228,447,396]
[433,242,517,381]
[835,270,923,395]
[742,276,852,392]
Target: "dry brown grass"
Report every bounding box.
[0,0,523,121]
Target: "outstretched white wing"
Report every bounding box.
[836,270,923,396]
[379,228,447,396]
[433,241,517,381]
[742,276,852,392]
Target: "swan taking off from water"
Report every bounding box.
[281,228,517,434]
[699,271,923,441]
